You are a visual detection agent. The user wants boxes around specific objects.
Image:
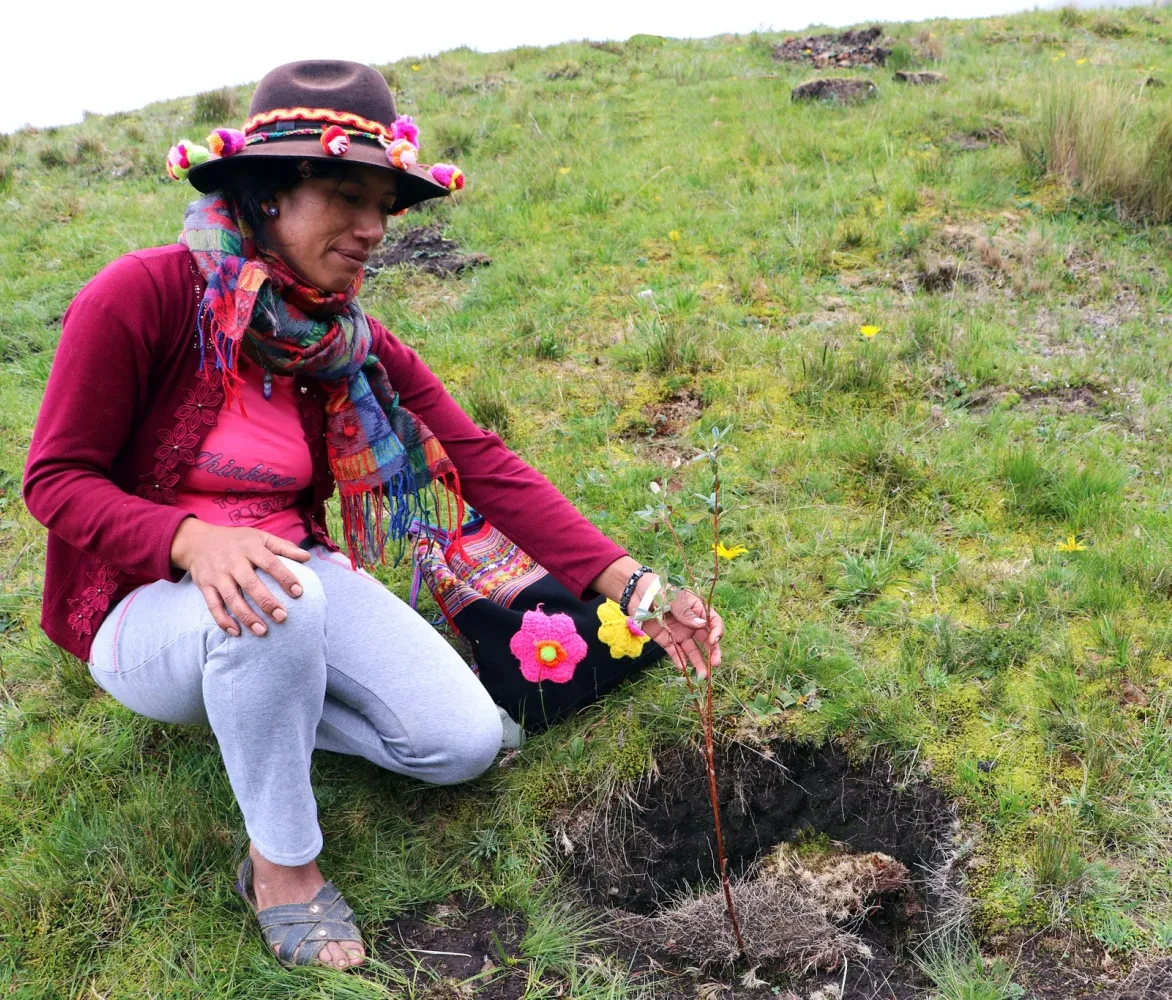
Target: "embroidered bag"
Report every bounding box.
[410,513,666,733]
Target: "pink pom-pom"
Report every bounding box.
[320,124,350,156]
[387,138,418,170]
[206,128,246,158]
[390,114,419,148]
[430,163,465,192]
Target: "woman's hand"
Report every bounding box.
[170,519,311,637]
[639,583,723,680]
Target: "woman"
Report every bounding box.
[22,60,722,970]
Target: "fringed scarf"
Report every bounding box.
[179,192,464,567]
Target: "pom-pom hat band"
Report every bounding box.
[185,60,457,215]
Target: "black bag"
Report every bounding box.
[410,513,665,733]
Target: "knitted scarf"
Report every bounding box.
[179,192,464,567]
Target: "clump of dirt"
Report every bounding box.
[643,387,703,438]
[947,125,1009,151]
[791,78,879,104]
[562,740,959,996]
[374,895,526,999]
[954,383,1109,415]
[893,70,947,85]
[364,224,491,278]
[915,257,973,292]
[774,26,890,68]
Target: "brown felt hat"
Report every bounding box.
[186,60,457,214]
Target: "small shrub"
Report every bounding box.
[1090,16,1130,39]
[1058,6,1084,28]
[37,144,68,169]
[192,87,238,124]
[74,135,106,162]
[0,159,11,193]
[544,60,581,81]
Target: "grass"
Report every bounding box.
[6,5,1172,996]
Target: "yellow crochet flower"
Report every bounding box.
[597,599,651,659]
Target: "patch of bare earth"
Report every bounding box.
[365,224,491,278]
[946,125,1009,151]
[628,387,704,468]
[373,895,528,999]
[559,740,962,999]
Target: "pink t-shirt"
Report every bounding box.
[174,359,314,543]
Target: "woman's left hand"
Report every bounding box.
[640,587,723,679]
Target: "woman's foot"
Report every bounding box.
[248,843,365,969]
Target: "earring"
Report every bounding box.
[266,204,279,217]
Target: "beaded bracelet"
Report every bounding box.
[619,565,654,616]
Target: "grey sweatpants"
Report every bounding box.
[88,546,503,866]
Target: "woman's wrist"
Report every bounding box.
[590,556,663,614]
[590,556,643,605]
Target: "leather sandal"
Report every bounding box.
[235,856,364,968]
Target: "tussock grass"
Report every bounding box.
[1022,76,1172,222]
[191,86,239,124]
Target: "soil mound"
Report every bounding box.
[791,78,878,104]
[364,224,491,278]
[774,26,890,68]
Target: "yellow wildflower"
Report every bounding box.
[669,230,681,241]
[714,542,749,560]
[1056,535,1086,553]
[597,599,650,659]
[559,166,571,175]
[860,325,881,339]
[1076,58,1088,65]
[410,64,421,71]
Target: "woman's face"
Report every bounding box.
[265,164,397,292]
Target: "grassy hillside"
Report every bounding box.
[5,6,1172,997]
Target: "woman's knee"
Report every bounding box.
[429,698,503,785]
[256,557,327,641]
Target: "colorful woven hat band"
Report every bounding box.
[165,106,464,193]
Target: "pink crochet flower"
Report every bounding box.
[509,605,587,684]
[391,115,419,148]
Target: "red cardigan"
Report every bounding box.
[23,245,626,662]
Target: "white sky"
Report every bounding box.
[1,0,1130,133]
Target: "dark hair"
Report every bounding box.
[218,158,355,246]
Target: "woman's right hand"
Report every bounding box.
[169,518,311,637]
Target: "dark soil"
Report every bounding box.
[373,895,527,998]
[792,78,879,103]
[774,26,891,68]
[567,740,958,998]
[365,224,491,278]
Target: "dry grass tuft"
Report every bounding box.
[609,849,909,972]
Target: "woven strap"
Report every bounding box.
[256,882,360,966]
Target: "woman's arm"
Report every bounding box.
[23,254,196,581]
[369,318,626,599]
